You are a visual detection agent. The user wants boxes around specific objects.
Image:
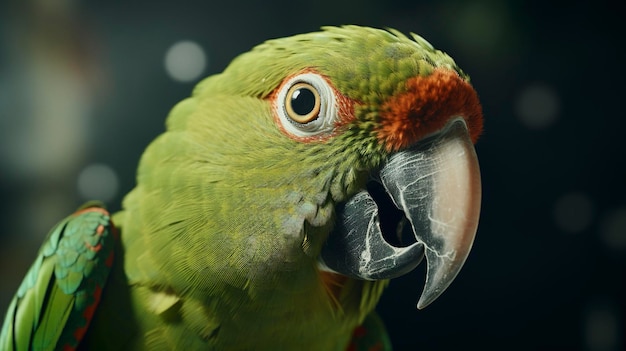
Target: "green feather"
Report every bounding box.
[113,26,465,350]
[1,204,116,350]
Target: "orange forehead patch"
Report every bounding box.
[377,68,483,152]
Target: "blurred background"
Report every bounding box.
[0,0,623,350]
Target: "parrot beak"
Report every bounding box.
[319,118,481,309]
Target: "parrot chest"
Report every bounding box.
[123,276,360,350]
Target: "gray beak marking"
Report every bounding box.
[320,118,481,309]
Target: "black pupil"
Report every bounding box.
[290,87,316,116]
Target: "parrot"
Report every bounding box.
[0,25,483,350]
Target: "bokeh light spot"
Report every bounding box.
[164,40,207,83]
[515,84,560,129]
[77,163,119,203]
[600,207,626,251]
[584,298,623,351]
[553,192,594,233]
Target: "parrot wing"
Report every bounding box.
[0,202,117,351]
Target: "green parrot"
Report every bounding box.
[1,25,483,350]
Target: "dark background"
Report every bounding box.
[1,1,624,350]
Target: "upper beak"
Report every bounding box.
[319,118,481,309]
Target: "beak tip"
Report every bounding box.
[415,239,475,309]
[415,272,450,309]
[416,296,432,310]
[415,275,450,310]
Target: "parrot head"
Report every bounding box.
[124,25,482,325]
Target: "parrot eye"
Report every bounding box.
[275,72,338,138]
[285,83,321,124]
